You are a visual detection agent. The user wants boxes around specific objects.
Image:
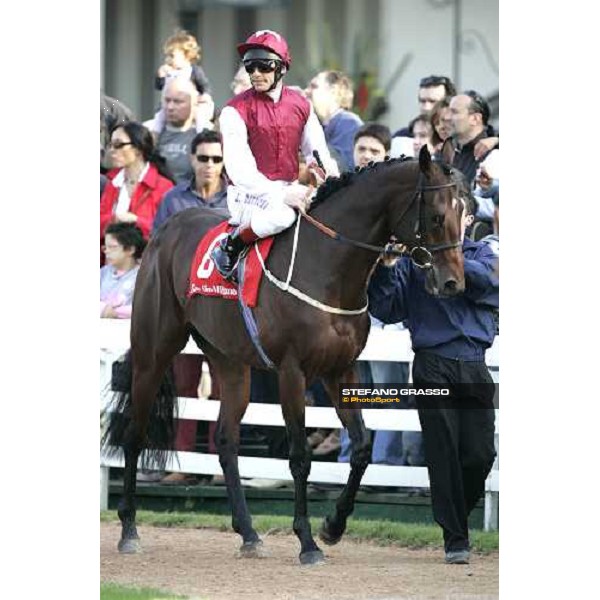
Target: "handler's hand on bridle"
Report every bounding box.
[380,242,408,267]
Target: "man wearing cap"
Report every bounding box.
[212,29,339,280]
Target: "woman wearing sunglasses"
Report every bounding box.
[100,121,174,262]
[212,30,340,281]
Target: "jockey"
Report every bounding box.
[212,29,339,280]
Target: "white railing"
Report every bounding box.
[100,319,499,530]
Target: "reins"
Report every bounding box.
[303,176,462,269]
[301,212,401,255]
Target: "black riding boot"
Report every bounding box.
[211,226,259,281]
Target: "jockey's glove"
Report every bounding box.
[284,183,312,213]
[307,161,327,187]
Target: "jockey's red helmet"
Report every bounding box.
[237,30,291,68]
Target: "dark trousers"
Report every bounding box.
[413,351,496,552]
[249,369,288,458]
[172,354,221,454]
[172,354,203,452]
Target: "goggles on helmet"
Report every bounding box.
[243,59,279,74]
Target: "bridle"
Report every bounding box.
[404,172,462,269]
[302,169,462,270]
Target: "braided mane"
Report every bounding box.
[309,155,414,210]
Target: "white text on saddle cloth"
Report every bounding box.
[197,233,228,279]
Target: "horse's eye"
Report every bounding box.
[432,214,445,228]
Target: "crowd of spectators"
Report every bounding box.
[100,28,499,493]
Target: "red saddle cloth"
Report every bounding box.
[187,221,275,307]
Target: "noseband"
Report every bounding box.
[406,175,462,269]
[302,171,462,270]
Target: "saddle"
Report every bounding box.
[187,221,275,307]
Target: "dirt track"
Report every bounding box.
[101,522,498,600]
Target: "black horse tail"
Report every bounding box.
[101,350,178,470]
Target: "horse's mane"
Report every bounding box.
[309,155,414,210]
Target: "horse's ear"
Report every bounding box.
[418,144,432,175]
[441,137,456,166]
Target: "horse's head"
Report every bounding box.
[391,140,467,297]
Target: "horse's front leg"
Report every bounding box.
[212,359,264,557]
[319,367,371,546]
[279,361,324,565]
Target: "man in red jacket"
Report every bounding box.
[212,30,339,280]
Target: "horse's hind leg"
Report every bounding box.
[209,354,264,556]
[318,368,371,546]
[118,414,143,554]
[279,360,324,565]
[117,278,189,553]
[117,356,173,552]
[117,337,186,553]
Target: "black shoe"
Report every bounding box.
[445,549,470,564]
[211,230,247,282]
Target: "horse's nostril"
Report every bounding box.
[444,279,458,292]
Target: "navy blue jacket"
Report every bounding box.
[152,176,228,234]
[368,239,498,361]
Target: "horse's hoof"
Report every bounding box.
[299,549,326,566]
[118,538,141,554]
[237,539,268,559]
[319,517,343,546]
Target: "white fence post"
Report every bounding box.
[100,465,109,511]
[484,428,500,531]
[484,491,499,532]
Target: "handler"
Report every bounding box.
[212,29,339,280]
[367,195,498,565]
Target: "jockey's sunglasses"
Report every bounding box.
[196,154,223,163]
[243,59,277,74]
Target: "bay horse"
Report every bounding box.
[103,142,468,565]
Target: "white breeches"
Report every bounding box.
[227,185,296,237]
